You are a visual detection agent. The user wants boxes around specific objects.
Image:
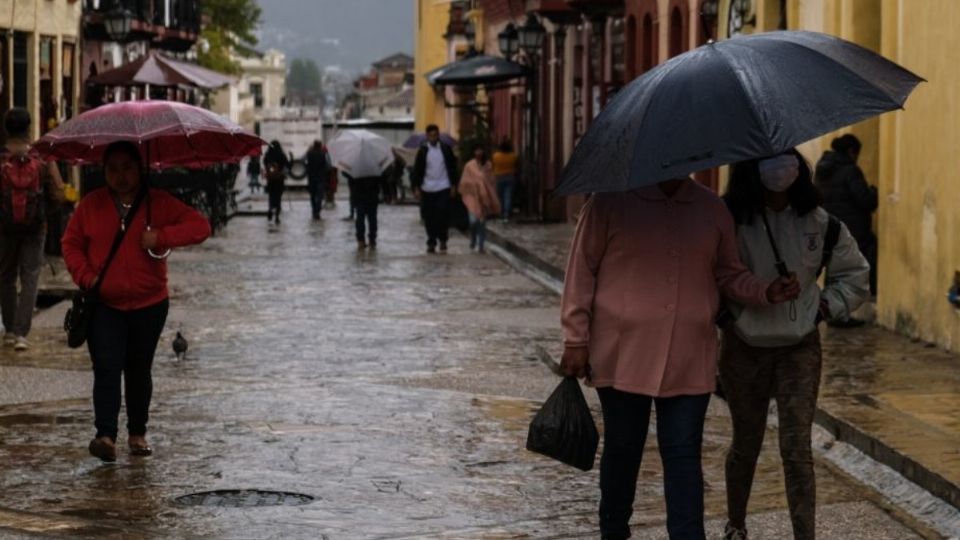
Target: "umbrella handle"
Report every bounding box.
[145,225,171,260]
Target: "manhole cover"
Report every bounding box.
[174,490,315,508]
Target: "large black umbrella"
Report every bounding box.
[556,31,923,196]
[426,54,529,87]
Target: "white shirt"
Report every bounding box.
[422,144,451,193]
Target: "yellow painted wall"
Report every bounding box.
[0,0,83,140]
[874,0,960,348]
[414,0,450,133]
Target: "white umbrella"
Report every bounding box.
[327,129,394,178]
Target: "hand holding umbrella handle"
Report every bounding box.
[144,226,171,260]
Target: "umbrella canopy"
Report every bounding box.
[426,54,529,87]
[89,52,234,90]
[402,132,457,149]
[34,101,263,169]
[556,31,923,196]
[328,130,394,178]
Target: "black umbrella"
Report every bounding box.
[555,31,923,196]
[426,54,529,87]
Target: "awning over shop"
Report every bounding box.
[89,52,234,90]
[426,54,529,87]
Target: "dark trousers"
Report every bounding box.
[267,188,283,221]
[308,177,325,217]
[355,201,378,243]
[420,189,450,248]
[88,299,169,441]
[597,388,710,540]
[720,331,821,540]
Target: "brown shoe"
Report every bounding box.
[88,437,117,463]
[128,436,153,457]
[357,240,367,251]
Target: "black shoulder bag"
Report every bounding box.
[64,190,146,348]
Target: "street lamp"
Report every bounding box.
[464,19,477,51]
[518,14,547,58]
[498,23,519,60]
[104,5,133,43]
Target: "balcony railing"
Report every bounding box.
[84,0,201,48]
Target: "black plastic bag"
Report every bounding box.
[450,196,469,232]
[526,376,599,471]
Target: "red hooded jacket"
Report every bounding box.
[62,187,211,311]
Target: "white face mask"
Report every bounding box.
[758,154,800,193]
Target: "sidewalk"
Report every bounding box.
[487,221,960,514]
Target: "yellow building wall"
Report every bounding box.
[874,0,960,348]
[0,0,83,140]
[414,0,450,133]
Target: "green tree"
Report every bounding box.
[286,58,322,105]
[198,0,263,75]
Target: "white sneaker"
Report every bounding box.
[2,333,16,346]
[13,337,28,351]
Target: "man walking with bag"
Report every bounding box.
[411,125,458,254]
[0,108,64,351]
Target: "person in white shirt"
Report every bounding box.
[412,125,458,254]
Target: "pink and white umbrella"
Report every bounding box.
[34,101,263,169]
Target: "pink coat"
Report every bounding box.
[459,159,501,219]
[561,180,771,397]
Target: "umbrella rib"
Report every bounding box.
[711,45,778,155]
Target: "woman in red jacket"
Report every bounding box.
[62,141,211,462]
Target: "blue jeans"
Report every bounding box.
[496,176,516,219]
[308,176,326,217]
[597,388,710,540]
[468,214,486,250]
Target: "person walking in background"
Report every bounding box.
[459,145,500,253]
[245,156,262,194]
[560,177,800,540]
[263,141,289,225]
[815,134,878,309]
[0,108,65,351]
[305,140,329,220]
[492,139,519,222]
[720,150,870,540]
[62,141,211,463]
[385,151,405,204]
[346,171,387,251]
[412,125,458,254]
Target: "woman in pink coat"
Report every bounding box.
[459,146,500,253]
[560,177,799,540]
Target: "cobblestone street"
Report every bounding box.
[0,198,932,538]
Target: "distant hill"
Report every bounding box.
[255,0,414,76]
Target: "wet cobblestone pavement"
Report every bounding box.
[0,198,929,538]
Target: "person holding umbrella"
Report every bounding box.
[719,150,869,540]
[561,176,801,540]
[61,141,211,462]
[411,125,458,254]
[263,140,289,225]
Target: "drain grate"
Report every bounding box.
[174,489,315,508]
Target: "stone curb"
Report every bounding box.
[484,226,960,512]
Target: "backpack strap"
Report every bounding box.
[817,214,842,279]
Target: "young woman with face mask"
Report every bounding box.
[718,149,870,540]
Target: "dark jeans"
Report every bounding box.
[420,189,450,248]
[308,177,326,217]
[597,388,710,540]
[267,188,283,221]
[720,331,822,540]
[88,299,169,441]
[496,176,516,219]
[355,200,378,243]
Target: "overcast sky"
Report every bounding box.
[255,0,414,75]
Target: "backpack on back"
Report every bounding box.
[0,154,45,234]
